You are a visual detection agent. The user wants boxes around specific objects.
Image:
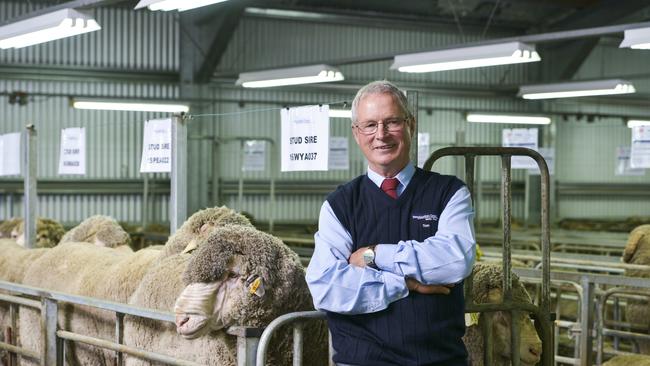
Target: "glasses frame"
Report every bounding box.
[353,117,410,135]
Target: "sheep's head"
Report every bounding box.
[623,224,650,264]
[12,218,65,248]
[60,215,130,248]
[173,225,306,339]
[468,263,542,366]
[163,206,253,258]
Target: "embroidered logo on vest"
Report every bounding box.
[412,213,439,228]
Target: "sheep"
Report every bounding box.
[463,262,542,366]
[602,354,650,366]
[2,217,66,248]
[17,242,162,365]
[124,224,328,366]
[622,224,650,354]
[160,205,253,259]
[59,215,132,250]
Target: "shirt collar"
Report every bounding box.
[366,163,415,189]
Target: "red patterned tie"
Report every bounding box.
[380,178,399,199]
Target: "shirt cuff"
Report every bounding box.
[374,244,398,273]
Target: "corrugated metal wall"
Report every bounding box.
[1,7,648,225]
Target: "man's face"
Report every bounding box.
[352,93,413,176]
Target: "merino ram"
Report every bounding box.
[124,223,328,365]
[463,262,543,366]
[0,217,65,248]
[622,224,650,354]
[59,214,132,249]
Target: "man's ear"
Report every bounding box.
[351,125,362,146]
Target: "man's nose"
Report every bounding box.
[374,122,388,138]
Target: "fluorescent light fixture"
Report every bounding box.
[329,109,351,119]
[518,79,636,100]
[135,0,229,12]
[391,42,540,73]
[627,119,650,128]
[467,113,551,125]
[0,8,100,49]
[236,64,344,88]
[72,98,189,113]
[620,27,650,50]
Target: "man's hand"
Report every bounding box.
[406,278,454,295]
[348,246,371,267]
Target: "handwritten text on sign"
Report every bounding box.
[140,118,172,173]
[58,127,86,175]
[281,105,329,171]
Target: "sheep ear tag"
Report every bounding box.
[182,239,199,254]
[246,275,265,297]
[465,312,480,327]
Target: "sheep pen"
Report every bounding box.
[622,224,650,354]
[463,262,542,366]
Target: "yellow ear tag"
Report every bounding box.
[465,312,480,327]
[248,277,265,297]
[182,240,198,254]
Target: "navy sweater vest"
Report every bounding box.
[326,168,468,366]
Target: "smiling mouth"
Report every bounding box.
[374,144,396,150]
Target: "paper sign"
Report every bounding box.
[58,128,86,175]
[280,105,330,172]
[140,118,172,173]
[242,140,266,172]
[329,137,349,170]
[502,128,538,169]
[528,147,554,175]
[630,126,650,169]
[0,132,21,176]
[616,146,645,176]
[417,133,430,168]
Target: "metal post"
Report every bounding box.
[238,140,245,212]
[170,114,187,234]
[269,141,276,233]
[41,298,58,366]
[406,90,418,166]
[579,276,594,366]
[142,174,149,230]
[212,140,220,205]
[292,323,304,366]
[115,312,124,366]
[227,327,262,366]
[9,303,17,366]
[23,124,37,249]
[501,155,513,300]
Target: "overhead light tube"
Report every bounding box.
[627,119,650,128]
[236,64,344,88]
[467,113,551,125]
[620,27,650,50]
[72,98,189,113]
[518,79,636,100]
[135,0,230,12]
[0,9,100,49]
[391,42,540,73]
[329,109,352,119]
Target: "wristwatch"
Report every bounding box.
[363,245,378,269]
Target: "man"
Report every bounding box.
[306,80,476,366]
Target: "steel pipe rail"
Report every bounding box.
[256,311,327,366]
[57,330,202,366]
[0,293,41,309]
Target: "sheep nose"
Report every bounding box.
[529,344,541,357]
[175,315,190,328]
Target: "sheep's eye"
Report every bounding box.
[227,271,238,279]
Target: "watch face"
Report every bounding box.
[363,248,374,264]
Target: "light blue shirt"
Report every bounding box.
[306,163,476,315]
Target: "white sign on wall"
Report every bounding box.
[280,105,330,172]
[502,128,538,169]
[616,146,645,176]
[328,137,349,170]
[0,132,21,176]
[140,118,172,173]
[242,140,266,172]
[417,132,430,168]
[630,126,650,169]
[58,127,86,175]
[528,147,555,175]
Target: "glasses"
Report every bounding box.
[354,117,408,135]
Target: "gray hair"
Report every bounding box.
[350,80,414,125]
